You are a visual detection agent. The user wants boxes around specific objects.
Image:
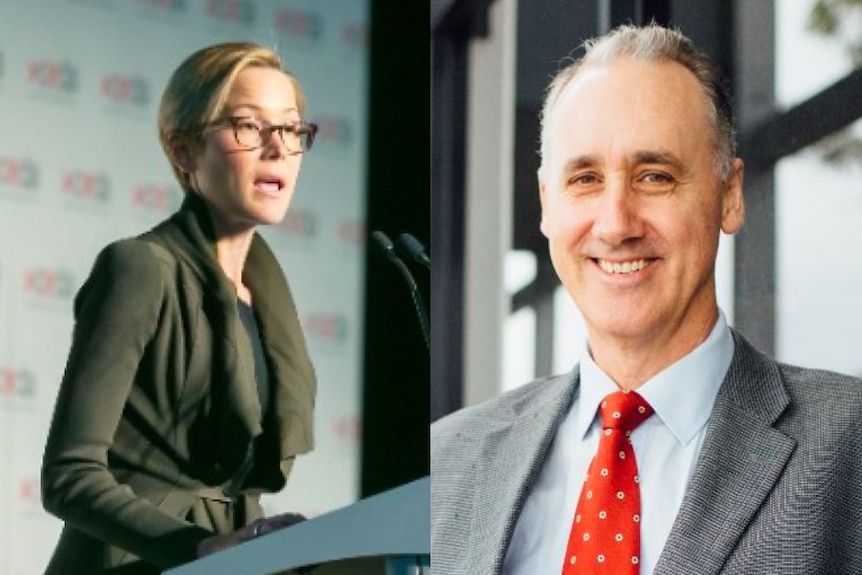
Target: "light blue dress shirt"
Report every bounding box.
[502,311,734,575]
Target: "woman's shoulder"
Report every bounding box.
[78,238,183,303]
[91,236,177,276]
[72,238,176,319]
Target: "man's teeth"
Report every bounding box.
[599,259,647,274]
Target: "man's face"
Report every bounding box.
[539,59,744,350]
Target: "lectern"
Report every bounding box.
[165,476,430,575]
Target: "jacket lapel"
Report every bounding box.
[142,193,312,477]
[171,195,262,470]
[468,372,578,575]
[244,234,316,460]
[654,332,796,575]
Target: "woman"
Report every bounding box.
[41,42,317,573]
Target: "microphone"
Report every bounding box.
[396,233,430,271]
[371,231,430,354]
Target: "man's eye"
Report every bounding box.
[569,173,599,185]
[641,172,673,184]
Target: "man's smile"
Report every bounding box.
[595,258,652,275]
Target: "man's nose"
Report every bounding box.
[591,180,644,246]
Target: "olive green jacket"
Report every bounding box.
[41,193,316,574]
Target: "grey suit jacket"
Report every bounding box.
[431,332,862,574]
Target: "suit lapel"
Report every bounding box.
[654,333,796,575]
[467,372,578,575]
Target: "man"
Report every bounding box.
[431,24,862,575]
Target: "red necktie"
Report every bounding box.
[561,390,654,575]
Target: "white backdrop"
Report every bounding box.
[0,1,368,573]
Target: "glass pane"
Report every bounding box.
[503,308,537,392]
[777,1,861,109]
[775,141,862,376]
[776,2,862,376]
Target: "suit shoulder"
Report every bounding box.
[431,372,573,444]
[778,361,862,421]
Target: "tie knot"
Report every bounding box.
[599,390,654,432]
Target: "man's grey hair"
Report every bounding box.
[538,24,736,181]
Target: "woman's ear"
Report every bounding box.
[167,135,196,175]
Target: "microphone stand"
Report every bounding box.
[371,231,430,355]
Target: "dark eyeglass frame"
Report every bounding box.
[201,116,318,153]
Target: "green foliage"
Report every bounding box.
[808,0,838,34]
[806,0,862,166]
[807,0,862,65]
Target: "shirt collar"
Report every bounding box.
[577,310,734,445]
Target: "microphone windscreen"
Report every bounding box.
[398,233,427,260]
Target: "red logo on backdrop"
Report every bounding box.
[337,220,365,246]
[101,74,149,106]
[331,416,361,442]
[206,0,255,24]
[18,477,40,504]
[22,268,75,299]
[303,313,348,343]
[341,22,369,49]
[0,366,36,399]
[131,183,181,213]
[138,0,186,10]
[275,8,323,40]
[27,59,78,92]
[278,209,317,238]
[315,116,352,147]
[0,157,39,189]
[62,170,111,203]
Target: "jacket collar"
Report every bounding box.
[467,331,794,575]
[145,192,316,478]
[468,372,577,575]
[653,331,794,574]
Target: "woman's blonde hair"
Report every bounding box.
[158,42,305,193]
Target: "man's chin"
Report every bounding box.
[583,310,662,344]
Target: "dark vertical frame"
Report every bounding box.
[360,0,430,496]
[733,0,776,356]
[430,34,467,422]
[430,0,493,422]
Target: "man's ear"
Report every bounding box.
[539,177,549,238]
[720,158,745,235]
[167,135,196,175]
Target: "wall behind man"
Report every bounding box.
[0,1,368,573]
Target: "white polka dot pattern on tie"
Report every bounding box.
[561,390,654,575]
